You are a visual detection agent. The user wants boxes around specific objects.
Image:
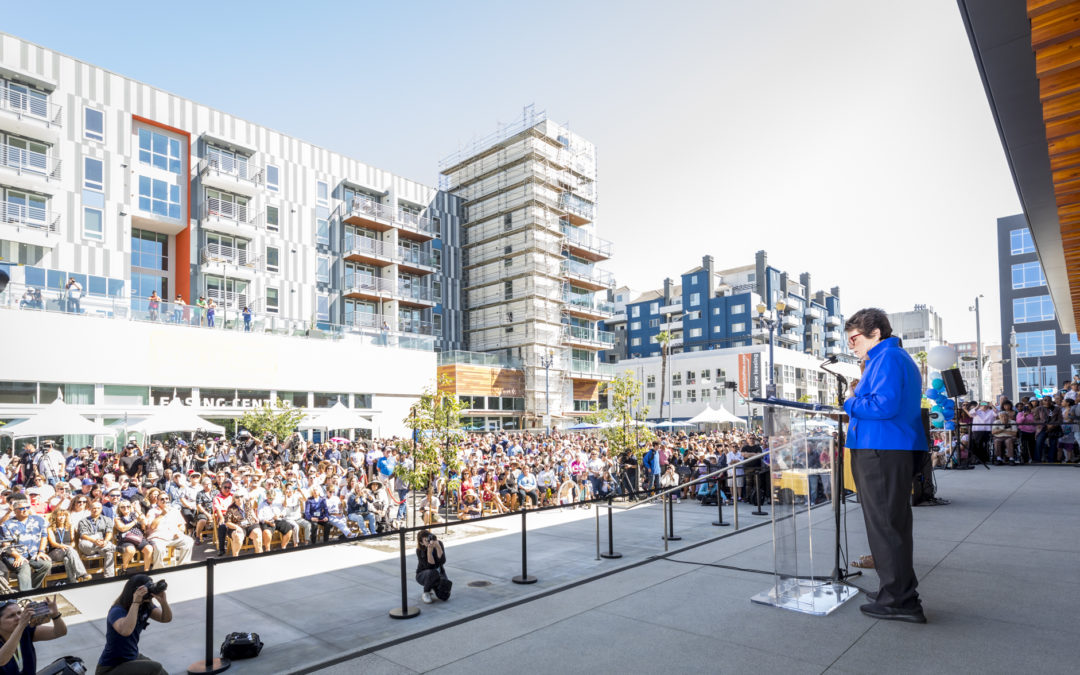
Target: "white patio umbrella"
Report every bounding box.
[298,401,374,431]
[688,405,747,426]
[0,397,111,439]
[127,397,225,436]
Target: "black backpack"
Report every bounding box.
[220,632,264,659]
[38,656,88,674]
[435,567,453,601]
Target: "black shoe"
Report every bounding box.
[863,590,878,602]
[860,603,926,624]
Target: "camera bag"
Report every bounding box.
[38,655,88,674]
[220,631,264,659]
[435,567,453,601]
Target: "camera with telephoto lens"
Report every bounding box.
[143,579,167,596]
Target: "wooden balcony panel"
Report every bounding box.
[343,251,393,267]
[342,213,393,232]
[1052,175,1080,198]
[1029,0,1076,19]
[396,228,436,243]
[1050,146,1080,172]
[1034,35,1080,78]
[1043,111,1080,140]
[1031,2,1080,49]
[1048,129,1080,157]
[1039,62,1080,101]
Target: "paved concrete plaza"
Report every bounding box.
[32,465,1078,674]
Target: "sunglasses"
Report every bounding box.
[13,506,29,511]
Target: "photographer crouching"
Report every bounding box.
[415,530,449,605]
[0,595,65,675]
[96,574,171,674]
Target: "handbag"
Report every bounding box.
[434,566,453,601]
[220,631,264,659]
[121,526,145,547]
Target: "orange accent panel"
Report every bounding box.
[131,115,192,299]
[572,379,599,401]
[436,365,525,397]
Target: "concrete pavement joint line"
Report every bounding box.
[822,620,879,671]
[289,515,778,674]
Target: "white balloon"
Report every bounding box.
[927,345,958,371]
[928,371,942,382]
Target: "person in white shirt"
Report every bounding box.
[325,490,355,539]
[145,490,193,568]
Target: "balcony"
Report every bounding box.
[560,225,612,261]
[562,259,615,291]
[199,198,261,236]
[825,329,843,342]
[659,301,682,314]
[660,318,683,331]
[343,237,395,267]
[337,196,437,242]
[782,314,800,328]
[826,314,841,327]
[200,243,260,278]
[393,281,437,308]
[396,247,439,275]
[0,87,62,143]
[346,313,435,336]
[563,293,615,320]
[568,358,617,380]
[1,200,60,248]
[559,192,594,225]
[776,331,801,344]
[198,151,263,196]
[205,288,248,312]
[562,325,616,349]
[826,345,842,356]
[343,275,396,302]
[0,142,61,186]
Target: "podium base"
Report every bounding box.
[389,606,421,619]
[599,551,622,559]
[751,579,860,616]
[512,575,537,584]
[187,658,231,675]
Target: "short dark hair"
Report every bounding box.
[844,308,892,341]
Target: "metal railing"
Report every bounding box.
[200,243,258,268]
[344,275,436,302]
[0,142,61,180]
[569,359,619,377]
[562,260,615,288]
[0,86,63,126]
[0,280,436,350]
[559,192,595,221]
[344,236,394,260]
[200,197,258,227]
[337,197,437,237]
[200,149,263,185]
[563,324,616,346]
[561,224,612,258]
[0,201,60,233]
[563,293,615,315]
[397,246,438,269]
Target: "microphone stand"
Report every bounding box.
[820,358,859,584]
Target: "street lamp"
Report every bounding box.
[540,350,554,433]
[972,293,989,399]
[756,299,786,398]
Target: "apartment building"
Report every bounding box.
[439,108,616,427]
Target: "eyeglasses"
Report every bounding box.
[847,333,862,347]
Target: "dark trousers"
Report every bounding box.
[1035,430,1059,463]
[850,449,921,611]
[620,470,638,499]
[416,567,440,593]
[1018,431,1036,463]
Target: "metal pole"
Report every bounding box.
[713,465,729,526]
[1010,327,1019,403]
[389,529,420,619]
[594,502,601,560]
[186,559,230,675]
[512,510,537,584]
[730,472,740,530]
[662,494,681,541]
[662,492,669,552]
[601,504,622,558]
[545,359,550,435]
[767,319,777,398]
[975,295,984,402]
[751,470,767,516]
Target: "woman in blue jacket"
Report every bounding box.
[844,308,927,624]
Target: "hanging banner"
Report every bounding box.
[738,353,752,398]
[751,351,762,396]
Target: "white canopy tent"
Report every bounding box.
[298,401,374,432]
[688,405,747,426]
[127,398,225,436]
[0,398,112,439]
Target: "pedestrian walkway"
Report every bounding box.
[33,466,1079,674]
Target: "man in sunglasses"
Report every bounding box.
[0,495,51,590]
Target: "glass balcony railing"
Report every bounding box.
[337,196,437,238]
[569,359,618,377]
[437,350,523,369]
[562,260,614,288]
[563,325,615,346]
[563,293,615,315]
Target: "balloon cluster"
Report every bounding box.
[925,374,956,430]
[925,345,960,431]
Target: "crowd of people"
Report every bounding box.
[937,385,1080,467]
[0,426,773,593]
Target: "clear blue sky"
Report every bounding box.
[6,0,1020,342]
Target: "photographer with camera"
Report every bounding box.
[0,595,66,675]
[415,529,448,604]
[97,574,170,674]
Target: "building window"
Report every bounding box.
[1017,366,1056,392]
[686,371,696,384]
[1015,329,1055,357]
[1011,262,1046,289]
[701,389,710,401]
[647,392,656,403]
[316,294,330,321]
[137,128,182,174]
[731,322,746,332]
[672,372,682,386]
[649,335,658,344]
[690,327,703,338]
[266,246,280,273]
[1071,333,1080,355]
[673,390,682,402]
[649,318,660,328]
[316,206,330,245]
[631,306,640,318]
[131,228,168,270]
[137,176,181,219]
[649,302,659,314]
[690,276,698,285]
[689,293,701,306]
[1010,228,1034,255]
[1013,295,1054,324]
[731,304,745,314]
[266,164,280,192]
[84,107,104,142]
[266,205,279,231]
[82,190,104,241]
[687,390,697,403]
[316,180,328,206]
[713,325,721,333]
[647,375,656,388]
[316,256,330,283]
[84,157,104,191]
[631,338,641,346]
[631,321,641,330]
[686,311,700,320]
[266,287,279,314]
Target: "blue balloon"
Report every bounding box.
[929,410,944,423]
[929,371,942,382]
[925,388,938,398]
[931,418,944,428]
[943,400,956,410]
[944,421,956,430]
[931,405,944,415]
[931,378,944,390]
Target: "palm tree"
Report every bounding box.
[657,330,672,421]
[914,351,928,386]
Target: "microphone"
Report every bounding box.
[824,353,838,364]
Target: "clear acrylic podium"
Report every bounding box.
[750,400,860,615]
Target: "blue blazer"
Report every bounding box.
[844,337,927,451]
